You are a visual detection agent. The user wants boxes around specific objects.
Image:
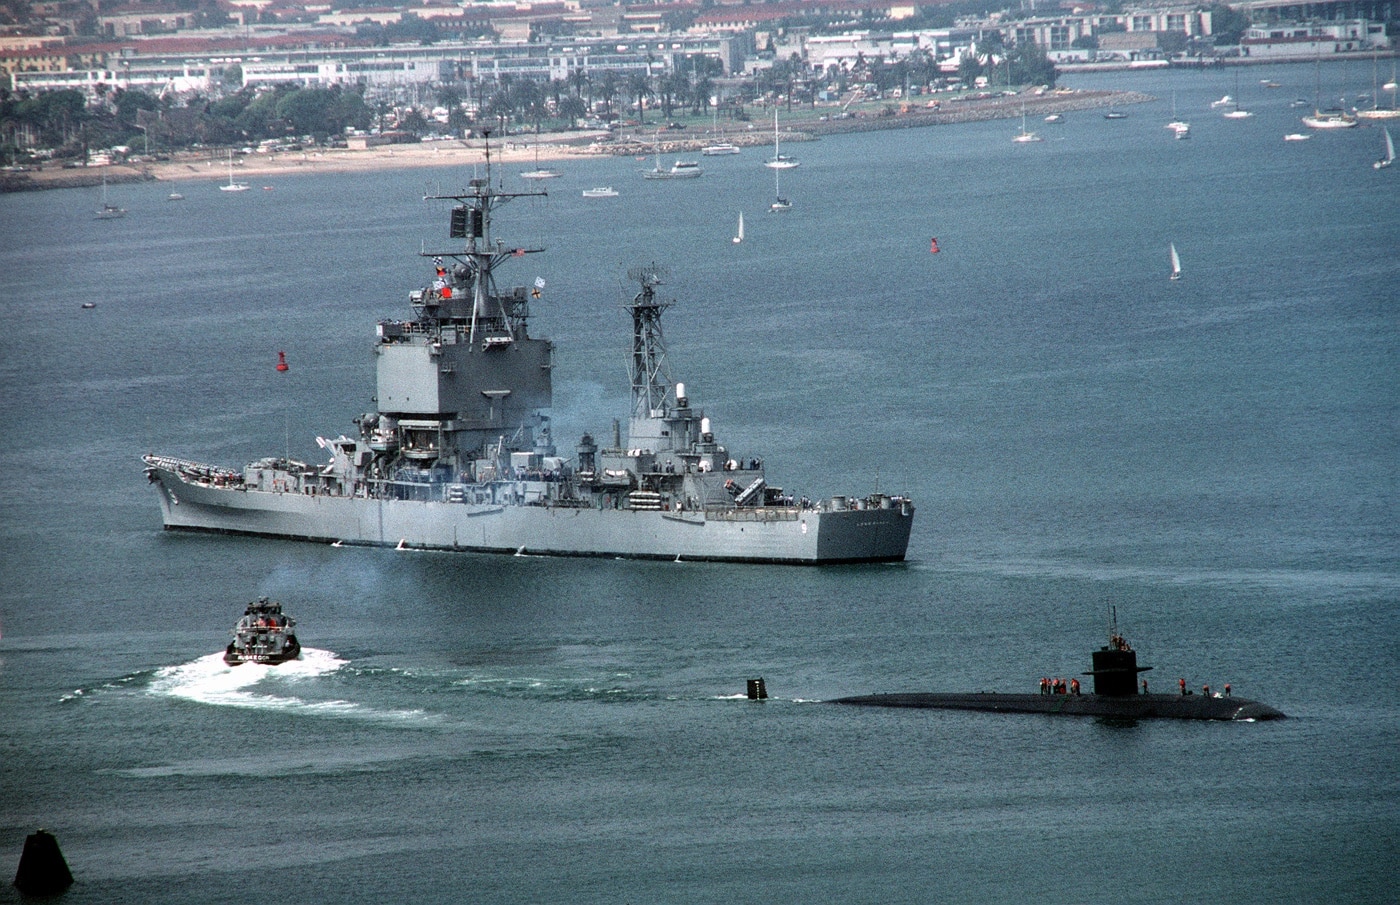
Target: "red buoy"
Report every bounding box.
[275,351,289,372]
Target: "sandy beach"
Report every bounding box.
[3,89,1147,192]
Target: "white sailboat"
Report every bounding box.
[1223,73,1253,119]
[1302,57,1357,129]
[1165,91,1190,139]
[219,151,249,192]
[1375,127,1395,170]
[732,211,744,244]
[764,109,798,169]
[642,134,702,179]
[1012,104,1042,143]
[1357,53,1400,120]
[770,161,791,212]
[520,140,561,179]
[94,171,126,219]
[1169,243,1182,281]
[702,104,741,155]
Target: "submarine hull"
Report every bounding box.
[829,692,1285,721]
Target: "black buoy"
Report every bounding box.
[13,829,73,895]
[746,678,768,700]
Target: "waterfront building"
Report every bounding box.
[1241,19,1389,58]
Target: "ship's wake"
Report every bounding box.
[147,649,436,723]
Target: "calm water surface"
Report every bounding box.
[1,63,1397,903]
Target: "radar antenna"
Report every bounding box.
[626,263,674,422]
[420,129,546,344]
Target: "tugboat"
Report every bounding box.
[831,611,1284,721]
[143,134,913,564]
[224,597,301,665]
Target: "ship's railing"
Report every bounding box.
[704,506,800,522]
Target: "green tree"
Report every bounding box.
[627,70,651,122]
[16,90,86,146]
[276,88,338,136]
[597,71,619,117]
[1009,41,1056,87]
[1208,4,1250,45]
[557,94,587,126]
[957,53,983,86]
[115,89,159,127]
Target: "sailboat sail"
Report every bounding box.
[1169,243,1182,281]
[733,211,744,244]
[1376,127,1395,169]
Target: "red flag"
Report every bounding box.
[929,237,940,254]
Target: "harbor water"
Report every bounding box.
[1,63,1397,903]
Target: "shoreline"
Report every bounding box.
[3,89,1149,193]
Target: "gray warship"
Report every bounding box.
[143,144,914,563]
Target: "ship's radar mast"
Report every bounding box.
[422,131,545,344]
[626,264,673,422]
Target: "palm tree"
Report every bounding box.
[627,70,651,123]
[512,78,543,133]
[692,75,714,117]
[568,68,591,113]
[597,71,620,117]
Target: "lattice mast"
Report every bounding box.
[626,264,673,424]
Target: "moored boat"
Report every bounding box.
[644,159,702,180]
[94,173,126,220]
[1302,109,1357,129]
[763,109,799,169]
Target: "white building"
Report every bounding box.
[1241,19,1389,58]
[12,61,216,96]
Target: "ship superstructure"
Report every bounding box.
[144,142,913,563]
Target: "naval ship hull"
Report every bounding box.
[829,692,1284,721]
[147,465,913,564]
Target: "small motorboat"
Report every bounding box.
[224,597,301,665]
[702,143,741,156]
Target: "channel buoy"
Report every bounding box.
[13,829,73,895]
[275,351,289,372]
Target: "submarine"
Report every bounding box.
[830,618,1285,722]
